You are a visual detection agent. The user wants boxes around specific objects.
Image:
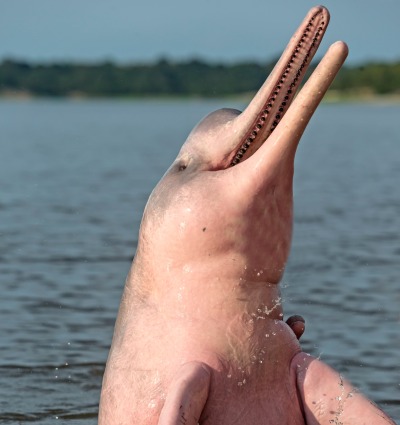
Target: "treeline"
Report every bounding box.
[0,57,399,98]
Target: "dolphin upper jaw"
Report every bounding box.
[176,6,330,175]
[173,6,331,175]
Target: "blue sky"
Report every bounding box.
[1,0,399,64]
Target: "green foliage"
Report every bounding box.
[0,57,399,98]
[330,62,400,95]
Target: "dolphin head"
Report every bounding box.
[134,7,348,299]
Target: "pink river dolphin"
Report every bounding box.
[99,6,396,425]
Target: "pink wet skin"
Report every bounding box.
[99,6,395,425]
[159,354,396,425]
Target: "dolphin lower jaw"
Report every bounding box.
[230,6,329,166]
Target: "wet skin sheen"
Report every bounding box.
[99,6,396,425]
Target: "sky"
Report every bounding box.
[1,0,400,65]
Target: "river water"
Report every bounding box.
[1,99,399,423]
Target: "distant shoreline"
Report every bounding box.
[1,58,399,101]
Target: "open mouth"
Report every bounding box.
[230,6,329,166]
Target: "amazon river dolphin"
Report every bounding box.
[99,6,395,425]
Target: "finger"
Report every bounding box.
[158,361,211,425]
[286,315,305,340]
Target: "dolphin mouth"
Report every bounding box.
[230,6,329,166]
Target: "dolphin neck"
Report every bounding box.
[127,258,284,325]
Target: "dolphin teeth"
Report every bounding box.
[230,9,328,167]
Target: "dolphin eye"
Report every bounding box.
[176,155,190,171]
[177,160,188,171]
